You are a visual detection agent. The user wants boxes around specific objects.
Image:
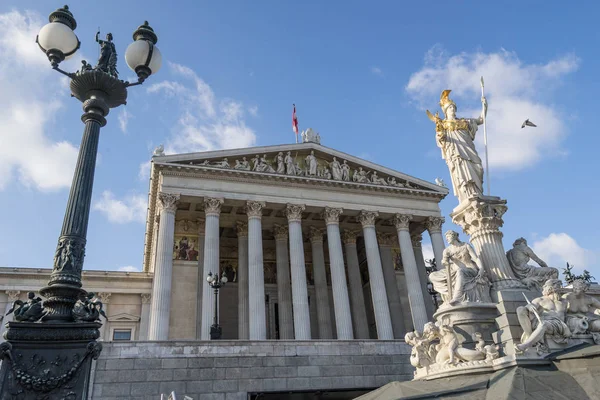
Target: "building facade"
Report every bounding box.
[143,139,448,343]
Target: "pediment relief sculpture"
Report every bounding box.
[175,149,428,191]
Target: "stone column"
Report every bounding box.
[286,204,311,340]
[393,214,428,332]
[358,211,393,340]
[148,192,179,341]
[309,226,333,339]
[0,291,20,339]
[450,199,523,290]
[377,233,405,338]
[236,221,249,339]
[97,292,111,340]
[411,233,435,319]
[274,224,294,339]
[342,231,370,339]
[200,197,224,340]
[323,207,354,339]
[425,217,446,269]
[139,293,151,340]
[247,201,267,340]
[195,218,206,340]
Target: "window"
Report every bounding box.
[112,329,132,341]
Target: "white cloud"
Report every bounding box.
[93,191,148,224]
[421,242,434,261]
[147,62,257,154]
[0,10,80,191]
[139,161,151,181]
[532,233,597,272]
[248,105,259,117]
[406,48,579,170]
[118,108,132,134]
[370,66,383,77]
[118,265,140,272]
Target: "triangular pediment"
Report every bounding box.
[154,143,447,195]
[107,313,140,322]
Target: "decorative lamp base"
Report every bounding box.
[210,324,222,340]
[0,321,101,399]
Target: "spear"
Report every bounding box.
[481,76,490,196]
[522,293,542,325]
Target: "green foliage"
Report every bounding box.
[562,262,595,284]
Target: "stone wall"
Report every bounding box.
[91,340,412,400]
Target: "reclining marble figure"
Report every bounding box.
[506,237,559,290]
[516,279,571,352]
[563,279,600,337]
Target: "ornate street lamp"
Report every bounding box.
[207,271,228,340]
[0,5,161,398]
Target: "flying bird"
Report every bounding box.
[521,119,537,129]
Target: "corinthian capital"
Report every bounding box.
[273,224,288,241]
[341,230,359,245]
[141,293,152,304]
[393,214,412,231]
[410,233,423,248]
[204,197,224,216]
[358,211,378,228]
[246,200,266,219]
[424,216,445,234]
[97,292,111,304]
[158,192,180,213]
[6,290,20,302]
[308,227,325,243]
[323,207,343,225]
[236,221,248,237]
[285,204,305,222]
[377,232,396,247]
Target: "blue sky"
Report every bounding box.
[0,1,598,279]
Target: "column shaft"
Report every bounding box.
[359,211,394,339]
[343,233,370,339]
[412,234,435,319]
[148,193,179,340]
[274,225,294,339]
[394,214,428,332]
[324,208,354,339]
[287,204,311,340]
[247,201,266,340]
[426,217,446,269]
[378,235,406,338]
[200,198,223,340]
[310,227,333,339]
[195,219,206,339]
[237,222,249,339]
[139,294,151,340]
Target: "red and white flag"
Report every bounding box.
[292,104,299,135]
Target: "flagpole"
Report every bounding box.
[480,76,490,196]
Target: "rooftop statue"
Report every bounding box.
[427,90,487,203]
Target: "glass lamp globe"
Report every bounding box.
[206,273,214,283]
[221,274,228,284]
[37,5,79,66]
[125,21,161,81]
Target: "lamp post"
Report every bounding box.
[207,271,228,339]
[0,5,162,398]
